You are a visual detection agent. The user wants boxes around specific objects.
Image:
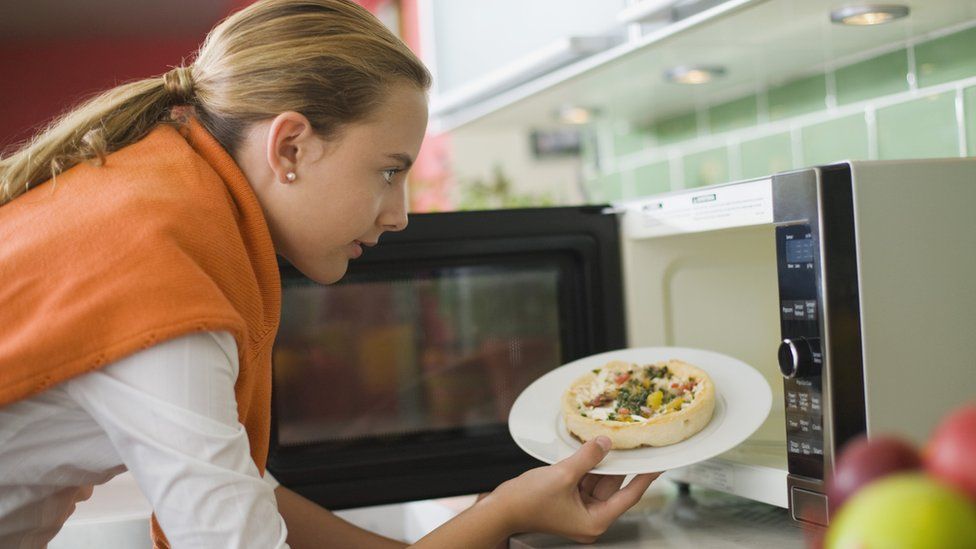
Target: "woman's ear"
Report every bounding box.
[266,111,315,184]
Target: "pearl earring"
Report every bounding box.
[285,172,297,182]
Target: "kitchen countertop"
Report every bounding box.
[49,472,812,548]
[510,480,812,549]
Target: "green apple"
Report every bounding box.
[825,473,976,549]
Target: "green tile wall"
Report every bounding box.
[683,147,729,188]
[801,114,869,166]
[709,95,757,134]
[876,92,959,159]
[588,23,976,201]
[632,161,670,196]
[768,75,827,121]
[835,49,909,106]
[915,26,976,88]
[653,112,698,144]
[740,133,794,179]
[599,172,625,201]
[613,129,649,156]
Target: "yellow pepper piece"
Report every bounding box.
[641,379,652,390]
[646,390,663,409]
[667,398,684,411]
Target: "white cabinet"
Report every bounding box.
[421,0,627,124]
[425,0,976,134]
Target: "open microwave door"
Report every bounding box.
[614,177,790,508]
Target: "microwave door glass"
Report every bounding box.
[274,265,563,447]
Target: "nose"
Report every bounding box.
[380,183,409,232]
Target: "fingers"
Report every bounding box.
[591,474,626,501]
[579,474,624,503]
[579,473,600,497]
[590,472,658,522]
[558,436,611,478]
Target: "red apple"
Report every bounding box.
[925,403,976,503]
[826,435,921,515]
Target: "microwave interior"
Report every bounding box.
[621,223,788,500]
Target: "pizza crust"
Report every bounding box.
[562,359,715,449]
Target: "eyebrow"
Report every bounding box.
[388,153,414,170]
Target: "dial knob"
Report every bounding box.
[778,337,820,378]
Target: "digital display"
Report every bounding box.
[786,238,815,264]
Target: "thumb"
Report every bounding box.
[560,436,612,477]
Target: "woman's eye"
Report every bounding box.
[382,168,401,184]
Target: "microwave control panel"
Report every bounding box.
[775,224,825,481]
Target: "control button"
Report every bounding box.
[798,418,811,433]
[810,394,822,412]
[789,440,802,454]
[798,392,811,413]
[786,391,799,411]
[805,300,818,320]
[800,441,813,455]
[781,301,795,319]
[812,442,824,456]
[779,337,822,378]
[787,417,801,432]
[811,420,823,434]
[793,302,806,319]
[792,488,829,526]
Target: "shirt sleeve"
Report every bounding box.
[64,331,290,548]
[264,469,281,490]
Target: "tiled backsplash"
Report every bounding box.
[583,22,976,202]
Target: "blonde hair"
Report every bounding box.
[0,0,431,206]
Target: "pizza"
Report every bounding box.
[562,359,715,449]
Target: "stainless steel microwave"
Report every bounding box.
[268,158,976,527]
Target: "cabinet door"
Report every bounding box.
[422,0,626,108]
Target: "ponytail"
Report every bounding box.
[0,66,196,206]
[0,0,431,208]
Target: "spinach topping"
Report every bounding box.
[616,386,651,414]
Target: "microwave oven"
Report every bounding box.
[268,158,976,527]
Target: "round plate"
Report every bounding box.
[508,347,772,475]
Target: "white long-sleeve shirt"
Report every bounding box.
[0,331,289,548]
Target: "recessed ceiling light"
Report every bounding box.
[664,65,726,85]
[556,105,598,125]
[830,4,910,26]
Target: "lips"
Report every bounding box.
[349,240,376,259]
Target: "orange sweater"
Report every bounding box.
[0,117,281,546]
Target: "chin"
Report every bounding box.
[290,256,349,285]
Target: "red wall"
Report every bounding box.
[0,0,407,150]
[0,36,210,149]
[0,0,454,211]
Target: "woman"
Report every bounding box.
[0,1,658,547]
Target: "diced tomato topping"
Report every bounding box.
[614,373,631,385]
[671,383,679,389]
[617,408,631,416]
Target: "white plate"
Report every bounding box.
[508,347,772,475]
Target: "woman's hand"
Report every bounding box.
[485,436,660,543]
